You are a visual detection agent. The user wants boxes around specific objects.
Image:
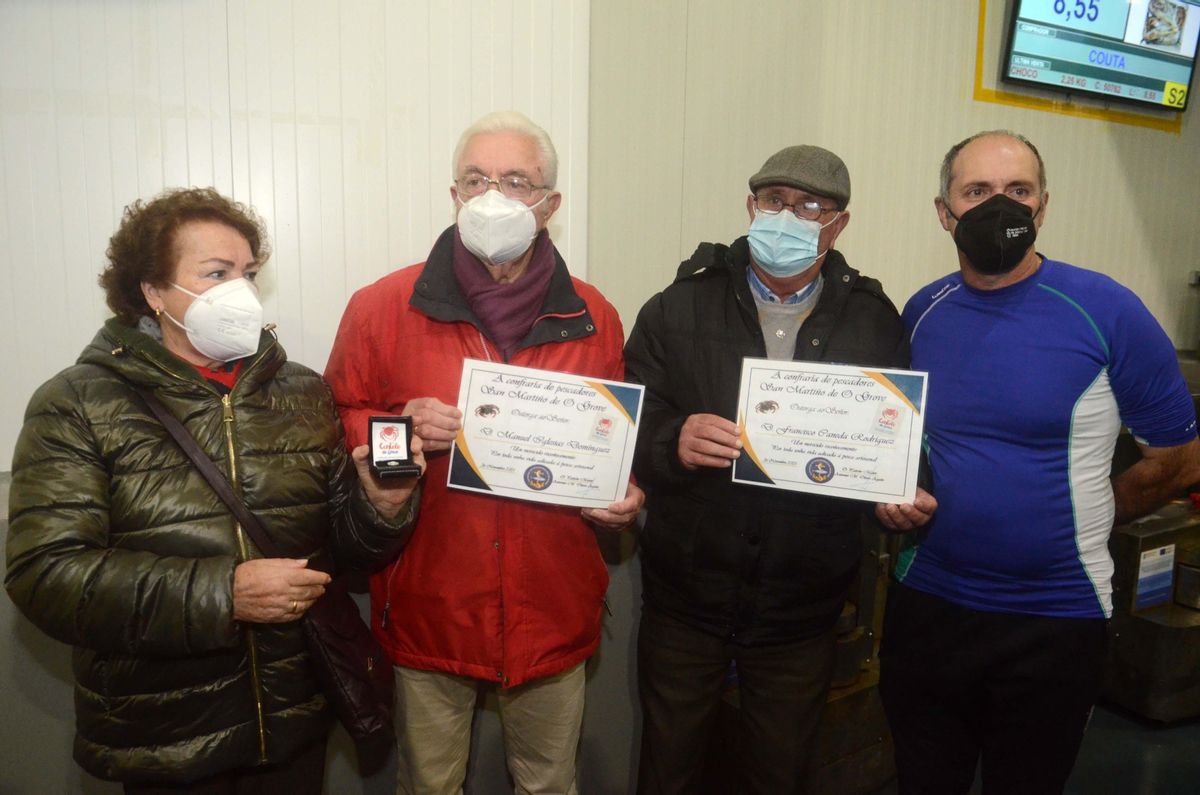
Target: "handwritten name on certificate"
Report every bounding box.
[733,359,927,503]
[448,360,644,509]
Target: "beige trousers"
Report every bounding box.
[394,662,585,795]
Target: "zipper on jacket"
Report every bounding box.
[131,337,275,761]
[130,335,276,761]
[477,329,496,362]
[223,393,269,762]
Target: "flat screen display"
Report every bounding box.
[1003,0,1198,111]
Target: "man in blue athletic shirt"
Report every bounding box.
[875,130,1200,795]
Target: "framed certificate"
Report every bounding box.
[448,360,644,509]
[733,358,928,503]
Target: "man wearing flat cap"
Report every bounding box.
[624,145,932,793]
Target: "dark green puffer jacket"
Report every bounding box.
[5,318,418,785]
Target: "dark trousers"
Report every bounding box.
[879,582,1107,795]
[636,604,836,795]
[123,737,327,795]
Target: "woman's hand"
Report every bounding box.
[233,558,331,623]
[353,436,425,521]
[582,482,645,532]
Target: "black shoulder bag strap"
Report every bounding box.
[133,386,283,559]
[133,384,396,740]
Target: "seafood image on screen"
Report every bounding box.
[1144,0,1186,47]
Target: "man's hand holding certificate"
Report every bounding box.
[734,358,927,503]
[448,360,644,509]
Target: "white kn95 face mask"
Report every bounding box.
[457,189,547,265]
[162,278,263,362]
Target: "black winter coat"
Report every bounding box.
[623,238,908,644]
[5,319,418,784]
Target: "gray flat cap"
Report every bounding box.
[748,145,851,208]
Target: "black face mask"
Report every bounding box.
[948,194,1039,276]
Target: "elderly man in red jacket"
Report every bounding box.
[325,110,643,795]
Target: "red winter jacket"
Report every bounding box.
[325,227,625,687]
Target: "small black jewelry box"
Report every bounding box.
[368,415,421,478]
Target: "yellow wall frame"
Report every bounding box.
[974,0,1183,133]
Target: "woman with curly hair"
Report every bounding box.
[6,187,422,793]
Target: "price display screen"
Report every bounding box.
[1003,0,1198,110]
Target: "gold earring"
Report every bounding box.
[154,308,162,319]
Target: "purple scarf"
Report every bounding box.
[453,228,556,360]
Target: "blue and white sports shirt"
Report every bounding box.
[896,258,1196,618]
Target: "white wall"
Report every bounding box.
[0,0,590,466]
[587,0,1200,355]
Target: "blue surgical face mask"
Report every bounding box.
[747,210,839,278]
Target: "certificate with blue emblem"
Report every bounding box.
[732,358,928,503]
[448,359,644,508]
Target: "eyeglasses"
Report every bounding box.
[754,194,837,221]
[455,172,549,201]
